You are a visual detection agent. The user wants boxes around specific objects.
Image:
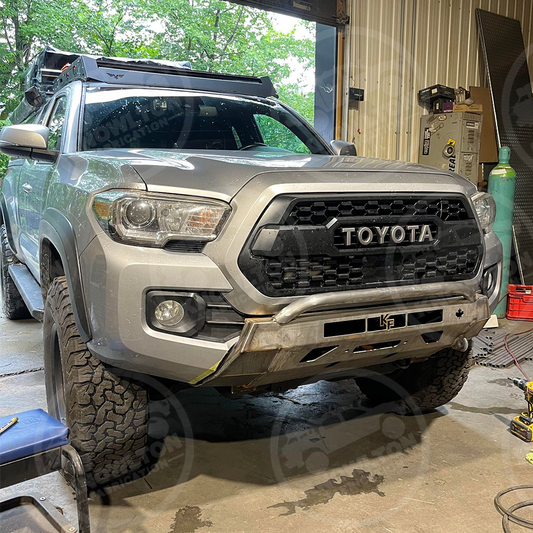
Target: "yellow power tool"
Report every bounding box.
[510,378,533,442]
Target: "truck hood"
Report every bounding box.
[86,149,478,201]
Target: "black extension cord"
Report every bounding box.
[495,486,533,531]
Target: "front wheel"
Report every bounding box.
[44,277,150,488]
[356,345,473,414]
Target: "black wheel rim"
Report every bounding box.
[50,323,67,423]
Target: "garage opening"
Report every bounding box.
[228,0,345,141]
[179,0,343,142]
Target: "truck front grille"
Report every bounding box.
[285,197,470,226]
[265,249,479,293]
[238,194,483,297]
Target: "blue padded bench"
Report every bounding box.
[0,409,90,533]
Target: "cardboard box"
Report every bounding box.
[453,103,483,113]
[469,86,499,163]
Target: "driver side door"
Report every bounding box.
[18,96,67,279]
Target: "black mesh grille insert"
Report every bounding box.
[239,195,483,297]
[264,249,479,293]
[285,198,470,226]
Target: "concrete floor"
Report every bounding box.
[2,312,533,533]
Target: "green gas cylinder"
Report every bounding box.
[488,146,516,317]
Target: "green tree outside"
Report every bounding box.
[0,0,315,117]
[0,1,316,178]
[0,119,10,178]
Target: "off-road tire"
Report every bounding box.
[44,276,149,488]
[1,225,31,319]
[356,346,473,414]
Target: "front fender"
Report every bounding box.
[40,209,91,342]
[0,189,18,255]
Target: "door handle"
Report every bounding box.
[22,183,33,194]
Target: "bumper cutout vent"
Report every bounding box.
[421,331,443,344]
[324,309,445,338]
[353,340,400,353]
[324,319,365,338]
[301,345,338,363]
[408,310,443,326]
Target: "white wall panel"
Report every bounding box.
[346,0,533,162]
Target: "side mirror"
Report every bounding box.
[330,140,357,157]
[0,124,57,162]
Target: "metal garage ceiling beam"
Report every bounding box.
[229,0,348,27]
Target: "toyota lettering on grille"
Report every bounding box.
[340,224,435,247]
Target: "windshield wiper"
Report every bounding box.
[239,142,267,151]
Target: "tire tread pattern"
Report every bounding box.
[406,347,472,412]
[46,277,149,488]
[357,346,472,413]
[1,225,31,320]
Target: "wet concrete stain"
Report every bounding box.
[269,469,385,516]
[170,506,212,533]
[448,402,519,415]
[488,378,515,388]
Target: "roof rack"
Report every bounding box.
[24,46,80,93]
[10,47,277,124]
[52,55,278,98]
[10,46,80,123]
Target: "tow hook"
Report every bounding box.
[452,337,469,352]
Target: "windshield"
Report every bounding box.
[82,87,329,155]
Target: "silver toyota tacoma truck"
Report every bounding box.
[0,49,502,487]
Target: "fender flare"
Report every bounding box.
[40,209,91,342]
[0,194,17,253]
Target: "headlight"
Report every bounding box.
[472,192,497,233]
[92,192,231,246]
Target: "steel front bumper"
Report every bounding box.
[201,283,490,388]
[81,229,496,388]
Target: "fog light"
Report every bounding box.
[148,291,206,336]
[154,300,185,327]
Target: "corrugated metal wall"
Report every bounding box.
[346,0,533,162]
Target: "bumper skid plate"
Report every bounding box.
[203,293,489,388]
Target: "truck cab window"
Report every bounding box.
[47,97,67,151]
[254,114,311,154]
